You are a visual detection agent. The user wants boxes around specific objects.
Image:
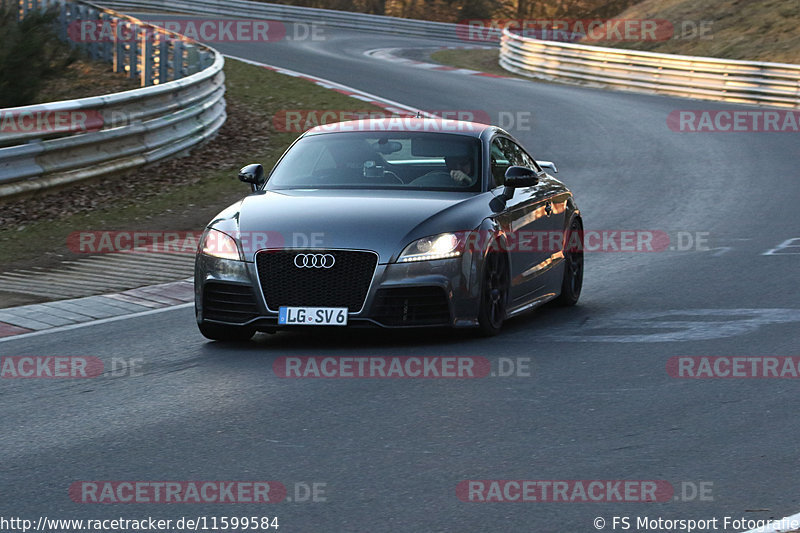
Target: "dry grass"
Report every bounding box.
[429,48,511,77]
[587,0,800,63]
[34,58,141,104]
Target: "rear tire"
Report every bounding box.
[198,322,255,342]
[477,251,510,336]
[553,217,583,306]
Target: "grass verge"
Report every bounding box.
[34,57,141,104]
[429,48,510,78]
[590,0,800,63]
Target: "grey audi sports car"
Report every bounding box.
[194,117,582,341]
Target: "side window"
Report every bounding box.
[492,137,539,187]
[490,139,509,187]
[505,139,537,169]
[521,148,538,170]
[491,137,537,187]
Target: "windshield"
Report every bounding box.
[267,132,482,192]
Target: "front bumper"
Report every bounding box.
[194,250,484,330]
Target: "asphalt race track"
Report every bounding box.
[2,22,799,532]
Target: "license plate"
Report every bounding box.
[278,307,348,326]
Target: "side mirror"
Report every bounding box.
[536,160,558,174]
[238,163,265,191]
[504,165,539,188]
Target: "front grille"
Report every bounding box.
[202,282,260,323]
[256,250,378,311]
[372,287,451,326]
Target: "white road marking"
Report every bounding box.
[763,238,800,255]
[708,246,733,256]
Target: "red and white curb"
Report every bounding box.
[363,46,516,80]
[0,279,193,341]
[228,55,428,117]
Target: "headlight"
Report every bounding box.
[398,232,464,263]
[200,228,242,261]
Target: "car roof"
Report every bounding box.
[303,117,494,138]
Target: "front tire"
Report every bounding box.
[477,251,510,336]
[198,322,255,342]
[553,217,583,306]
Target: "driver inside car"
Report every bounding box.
[446,156,475,186]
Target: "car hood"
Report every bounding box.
[208,188,492,263]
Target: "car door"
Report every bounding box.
[513,139,571,290]
[488,136,553,304]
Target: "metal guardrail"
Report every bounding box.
[500,28,800,108]
[11,0,216,87]
[0,0,225,198]
[97,0,465,42]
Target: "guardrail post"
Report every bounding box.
[113,19,125,73]
[58,0,69,43]
[128,23,139,81]
[172,39,184,81]
[142,27,154,86]
[99,11,112,62]
[158,35,169,84]
[65,0,77,49]
[86,6,98,59]
[185,44,199,76]
[75,3,88,55]
[199,50,212,70]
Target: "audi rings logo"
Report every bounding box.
[294,253,336,268]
